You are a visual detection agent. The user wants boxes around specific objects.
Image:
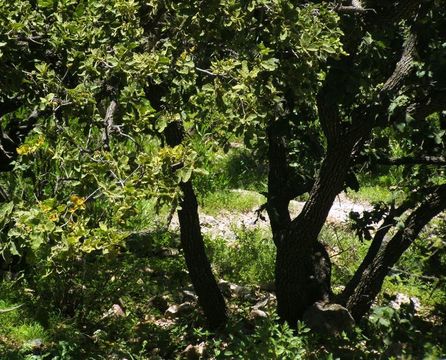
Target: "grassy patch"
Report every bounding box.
[194,147,268,198]
[0,300,48,358]
[201,190,265,216]
[206,227,275,286]
[319,224,368,290]
[346,185,394,203]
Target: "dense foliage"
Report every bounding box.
[1,0,445,358]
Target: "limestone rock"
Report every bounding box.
[253,293,276,310]
[250,309,268,320]
[164,302,194,319]
[303,302,355,335]
[101,304,125,319]
[183,342,206,359]
[218,280,252,299]
[389,293,420,312]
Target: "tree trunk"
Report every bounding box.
[344,184,446,321]
[338,200,412,304]
[177,180,227,329]
[164,122,227,329]
[274,142,355,326]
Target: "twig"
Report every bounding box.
[0,304,24,313]
[102,100,117,151]
[196,67,218,77]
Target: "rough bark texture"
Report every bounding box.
[164,121,227,329]
[274,142,355,326]
[269,1,427,328]
[177,181,228,328]
[266,119,292,240]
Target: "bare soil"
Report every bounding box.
[169,190,371,240]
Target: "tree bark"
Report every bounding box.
[274,141,356,327]
[177,180,227,328]
[338,200,412,304]
[164,121,227,329]
[344,184,446,321]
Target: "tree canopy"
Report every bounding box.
[1,0,445,358]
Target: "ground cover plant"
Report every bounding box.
[1,0,445,358]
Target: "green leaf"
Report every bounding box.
[260,58,279,71]
[0,202,14,228]
[9,241,20,256]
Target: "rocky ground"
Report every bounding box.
[169,190,371,241]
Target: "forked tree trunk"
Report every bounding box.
[268,0,425,329]
[164,122,227,329]
[272,141,356,326]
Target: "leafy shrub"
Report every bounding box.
[206,227,275,286]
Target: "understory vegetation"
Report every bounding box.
[1,148,445,359]
[1,0,446,359]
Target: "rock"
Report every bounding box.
[182,290,198,302]
[410,296,421,311]
[183,342,206,359]
[232,284,252,299]
[218,280,232,297]
[389,293,410,310]
[164,302,194,319]
[303,302,355,335]
[144,267,154,274]
[28,338,44,355]
[164,305,180,318]
[250,309,268,320]
[389,293,421,312]
[154,318,176,329]
[253,294,276,310]
[101,304,125,319]
[218,280,252,299]
[112,304,125,317]
[158,247,180,257]
[149,295,169,312]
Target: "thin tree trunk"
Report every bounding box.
[164,122,227,329]
[177,180,227,328]
[345,184,446,321]
[338,200,412,304]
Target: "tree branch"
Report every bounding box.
[376,155,446,166]
[345,183,446,320]
[382,32,418,95]
[339,198,413,304]
[101,100,117,151]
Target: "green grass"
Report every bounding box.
[206,227,275,286]
[194,146,268,198]
[319,224,369,289]
[201,190,265,216]
[0,300,48,358]
[346,185,394,203]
